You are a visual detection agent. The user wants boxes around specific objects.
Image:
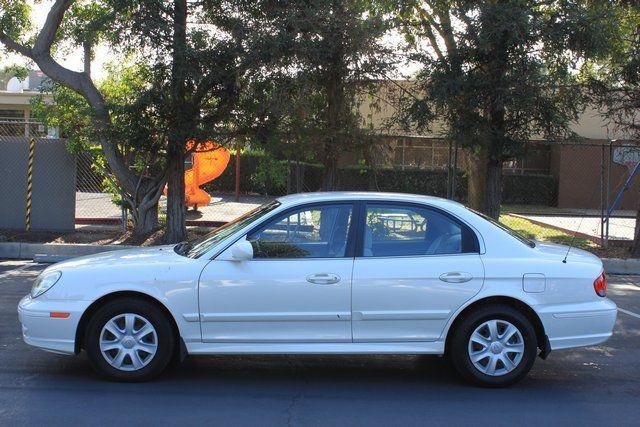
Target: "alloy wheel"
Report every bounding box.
[467,319,525,376]
[99,313,158,371]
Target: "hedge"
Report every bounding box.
[77,151,557,206]
[202,153,557,206]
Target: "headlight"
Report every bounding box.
[31,271,62,298]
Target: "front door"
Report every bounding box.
[198,202,356,343]
[352,202,484,342]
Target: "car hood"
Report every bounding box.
[43,245,183,273]
[533,241,602,265]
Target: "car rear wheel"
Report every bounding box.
[84,298,175,382]
[450,304,537,387]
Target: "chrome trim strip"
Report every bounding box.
[182,313,200,322]
[353,310,451,321]
[200,311,352,322]
[552,309,617,319]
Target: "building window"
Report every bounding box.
[0,109,27,136]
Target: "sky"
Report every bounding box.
[3,1,111,80]
[4,1,416,83]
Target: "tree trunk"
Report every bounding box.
[467,147,488,211]
[164,0,189,243]
[165,155,187,242]
[467,145,503,219]
[132,201,159,235]
[484,155,503,220]
[321,2,346,193]
[321,153,338,191]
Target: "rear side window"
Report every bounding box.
[362,204,479,257]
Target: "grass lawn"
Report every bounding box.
[499,214,597,250]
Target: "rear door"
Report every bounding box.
[352,202,484,342]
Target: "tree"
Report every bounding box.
[250,0,396,190]
[31,63,167,215]
[588,2,640,255]
[397,0,615,218]
[82,0,299,242]
[0,0,285,241]
[0,0,168,235]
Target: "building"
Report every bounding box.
[0,70,55,138]
[350,81,639,210]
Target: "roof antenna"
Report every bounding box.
[562,216,585,264]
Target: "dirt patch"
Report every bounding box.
[589,243,635,259]
[0,228,121,245]
[111,228,211,246]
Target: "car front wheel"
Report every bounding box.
[450,304,538,387]
[84,298,175,382]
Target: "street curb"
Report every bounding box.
[602,258,640,275]
[0,242,136,263]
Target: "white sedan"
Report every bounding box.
[18,192,617,386]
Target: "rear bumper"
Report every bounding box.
[18,295,86,355]
[535,299,617,350]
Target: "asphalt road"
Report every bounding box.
[1,260,639,426]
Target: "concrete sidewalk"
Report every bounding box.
[0,242,135,263]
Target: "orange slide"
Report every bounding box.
[165,141,231,209]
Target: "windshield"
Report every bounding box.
[176,200,281,258]
[467,208,535,248]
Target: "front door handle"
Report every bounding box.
[307,273,341,285]
[439,272,473,283]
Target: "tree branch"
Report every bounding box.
[33,0,74,56]
[420,18,444,60]
[83,42,91,76]
[0,31,32,56]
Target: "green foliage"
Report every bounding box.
[1,64,28,80]
[249,152,289,195]
[398,1,617,155]
[235,0,397,179]
[0,0,31,43]
[31,62,164,165]
[586,2,640,139]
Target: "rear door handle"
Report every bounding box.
[439,272,473,283]
[307,273,341,285]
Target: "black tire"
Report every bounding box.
[449,304,537,387]
[84,298,175,382]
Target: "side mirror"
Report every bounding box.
[230,238,254,261]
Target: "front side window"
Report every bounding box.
[180,201,281,258]
[249,204,353,259]
[363,204,478,257]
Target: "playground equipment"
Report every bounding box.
[165,141,230,210]
[603,144,640,243]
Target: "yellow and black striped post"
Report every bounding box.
[25,137,35,231]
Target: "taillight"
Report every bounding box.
[593,272,607,297]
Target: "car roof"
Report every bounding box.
[275,191,463,209]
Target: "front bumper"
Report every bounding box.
[18,295,87,355]
[536,298,618,350]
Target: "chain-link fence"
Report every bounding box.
[224,138,639,252]
[1,118,638,251]
[376,138,639,250]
